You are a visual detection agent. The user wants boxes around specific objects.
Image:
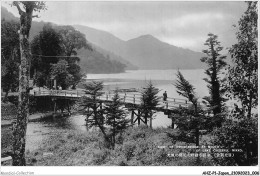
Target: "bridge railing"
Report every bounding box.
[33,90,85,97]
[33,90,200,110]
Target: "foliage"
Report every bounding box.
[139,81,160,127]
[104,90,130,148]
[211,116,258,166]
[1,20,20,100]
[79,50,126,74]
[25,126,214,166]
[173,70,207,146]
[57,25,92,88]
[227,1,258,119]
[79,81,104,127]
[31,23,63,87]
[12,1,47,14]
[79,81,110,144]
[50,60,73,89]
[212,2,258,166]
[66,63,83,89]
[58,25,92,56]
[31,24,88,88]
[201,33,227,128]
[174,70,197,104]
[201,34,227,118]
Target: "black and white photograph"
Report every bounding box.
[1,0,258,175]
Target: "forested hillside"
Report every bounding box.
[1,6,132,74]
[77,48,126,74]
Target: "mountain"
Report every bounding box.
[74,25,206,69]
[124,34,205,69]
[77,48,126,74]
[1,6,135,72]
[1,6,18,21]
[93,44,138,70]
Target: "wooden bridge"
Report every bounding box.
[32,89,194,109]
[32,89,201,128]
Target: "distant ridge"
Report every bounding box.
[74,25,206,69]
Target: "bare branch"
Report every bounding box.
[32,15,39,18]
[13,2,24,15]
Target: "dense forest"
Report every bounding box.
[78,48,126,74]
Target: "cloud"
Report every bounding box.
[2,1,247,51]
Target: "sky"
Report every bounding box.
[2,1,247,52]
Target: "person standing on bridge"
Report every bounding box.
[163,91,167,102]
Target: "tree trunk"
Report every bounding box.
[4,90,9,102]
[149,111,153,128]
[12,8,33,166]
[195,127,199,146]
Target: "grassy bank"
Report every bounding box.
[26,126,213,166]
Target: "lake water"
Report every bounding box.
[25,69,211,151]
[86,69,209,99]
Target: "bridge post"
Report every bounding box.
[131,110,134,126]
[86,115,89,131]
[133,95,135,104]
[53,99,57,115]
[144,111,148,125]
[100,102,104,125]
[67,100,71,114]
[149,112,153,128]
[171,115,174,129]
[137,109,141,125]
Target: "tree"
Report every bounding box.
[227,1,258,119]
[105,90,129,149]
[212,1,258,166]
[201,33,227,127]
[50,60,73,89]
[58,25,92,88]
[140,81,160,128]
[174,70,206,146]
[31,23,63,87]
[212,117,258,166]
[58,25,92,57]
[79,81,110,145]
[11,1,46,166]
[1,20,20,101]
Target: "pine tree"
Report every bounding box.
[79,81,107,139]
[105,90,129,149]
[140,81,160,128]
[174,70,207,146]
[201,33,227,127]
